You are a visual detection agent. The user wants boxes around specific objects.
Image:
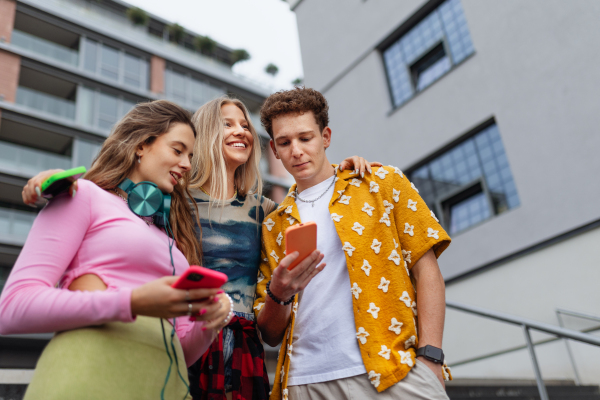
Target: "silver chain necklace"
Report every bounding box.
[295,175,336,207]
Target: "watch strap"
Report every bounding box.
[416,345,444,364]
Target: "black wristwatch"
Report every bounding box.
[416,345,444,364]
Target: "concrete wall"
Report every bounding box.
[0,50,20,102]
[444,225,600,384]
[150,55,165,95]
[293,0,600,280]
[0,0,16,44]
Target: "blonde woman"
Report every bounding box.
[6,100,230,399]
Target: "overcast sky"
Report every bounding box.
[125,0,304,92]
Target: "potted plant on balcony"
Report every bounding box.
[230,49,251,65]
[126,7,149,26]
[194,36,217,56]
[168,23,185,44]
[265,63,279,77]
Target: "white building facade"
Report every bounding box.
[289,0,600,384]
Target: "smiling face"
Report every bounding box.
[270,111,334,192]
[129,122,195,193]
[222,103,253,171]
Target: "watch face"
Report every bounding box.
[425,346,444,362]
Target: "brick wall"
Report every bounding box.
[150,55,165,94]
[0,0,16,44]
[0,50,20,102]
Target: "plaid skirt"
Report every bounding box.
[188,313,270,400]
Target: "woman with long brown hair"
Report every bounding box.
[0,100,231,400]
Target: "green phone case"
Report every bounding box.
[41,166,87,197]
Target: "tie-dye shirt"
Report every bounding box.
[189,189,277,314]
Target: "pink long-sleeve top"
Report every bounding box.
[0,179,211,367]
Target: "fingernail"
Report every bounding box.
[216,290,224,294]
[35,187,41,197]
[361,172,364,178]
[202,327,207,331]
[190,317,196,322]
[200,309,207,315]
[213,297,219,303]
[71,189,76,198]
[354,169,358,175]
[368,168,372,173]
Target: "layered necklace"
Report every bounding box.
[295,174,336,208]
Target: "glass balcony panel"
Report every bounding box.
[11,30,79,67]
[0,208,37,245]
[0,140,72,177]
[16,87,76,120]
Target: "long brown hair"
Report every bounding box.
[85,100,201,265]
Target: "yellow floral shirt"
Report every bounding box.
[254,165,451,399]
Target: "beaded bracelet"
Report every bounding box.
[266,281,295,306]
[222,293,234,326]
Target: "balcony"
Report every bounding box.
[15,86,76,121]
[0,140,71,178]
[11,30,79,67]
[0,208,36,247]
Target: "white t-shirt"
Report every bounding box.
[287,175,366,386]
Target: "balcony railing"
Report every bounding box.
[0,140,72,178]
[11,30,79,67]
[0,208,36,246]
[15,87,76,121]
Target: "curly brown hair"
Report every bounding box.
[260,87,329,139]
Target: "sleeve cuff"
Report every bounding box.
[118,287,136,322]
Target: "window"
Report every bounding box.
[76,87,137,133]
[408,123,519,235]
[383,0,474,107]
[165,69,226,109]
[82,39,149,90]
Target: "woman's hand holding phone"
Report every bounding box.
[268,250,326,303]
[22,169,78,206]
[130,276,223,321]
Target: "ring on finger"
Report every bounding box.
[185,290,191,302]
[187,302,193,317]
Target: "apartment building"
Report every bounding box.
[289,0,600,386]
[0,0,288,394]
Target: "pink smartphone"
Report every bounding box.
[285,221,317,270]
[172,266,228,290]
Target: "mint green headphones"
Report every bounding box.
[117,178,171,228]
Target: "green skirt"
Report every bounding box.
[24,316,192,400]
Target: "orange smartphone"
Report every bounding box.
[285,221,317,270]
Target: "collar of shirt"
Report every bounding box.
[275,165,362,224]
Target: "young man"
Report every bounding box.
[254,87,451,400]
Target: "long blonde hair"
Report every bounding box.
[85,100,201,265]
[189,97,263,205]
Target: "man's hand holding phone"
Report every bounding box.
[267,249,326,304]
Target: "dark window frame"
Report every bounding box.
[379,0,475,110]
[406,118,519,235]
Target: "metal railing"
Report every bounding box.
[15,87,76,121]
[446,301,600,400]
[556,308,600,386]
[0,140,72,178]
[11,30,79,67]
